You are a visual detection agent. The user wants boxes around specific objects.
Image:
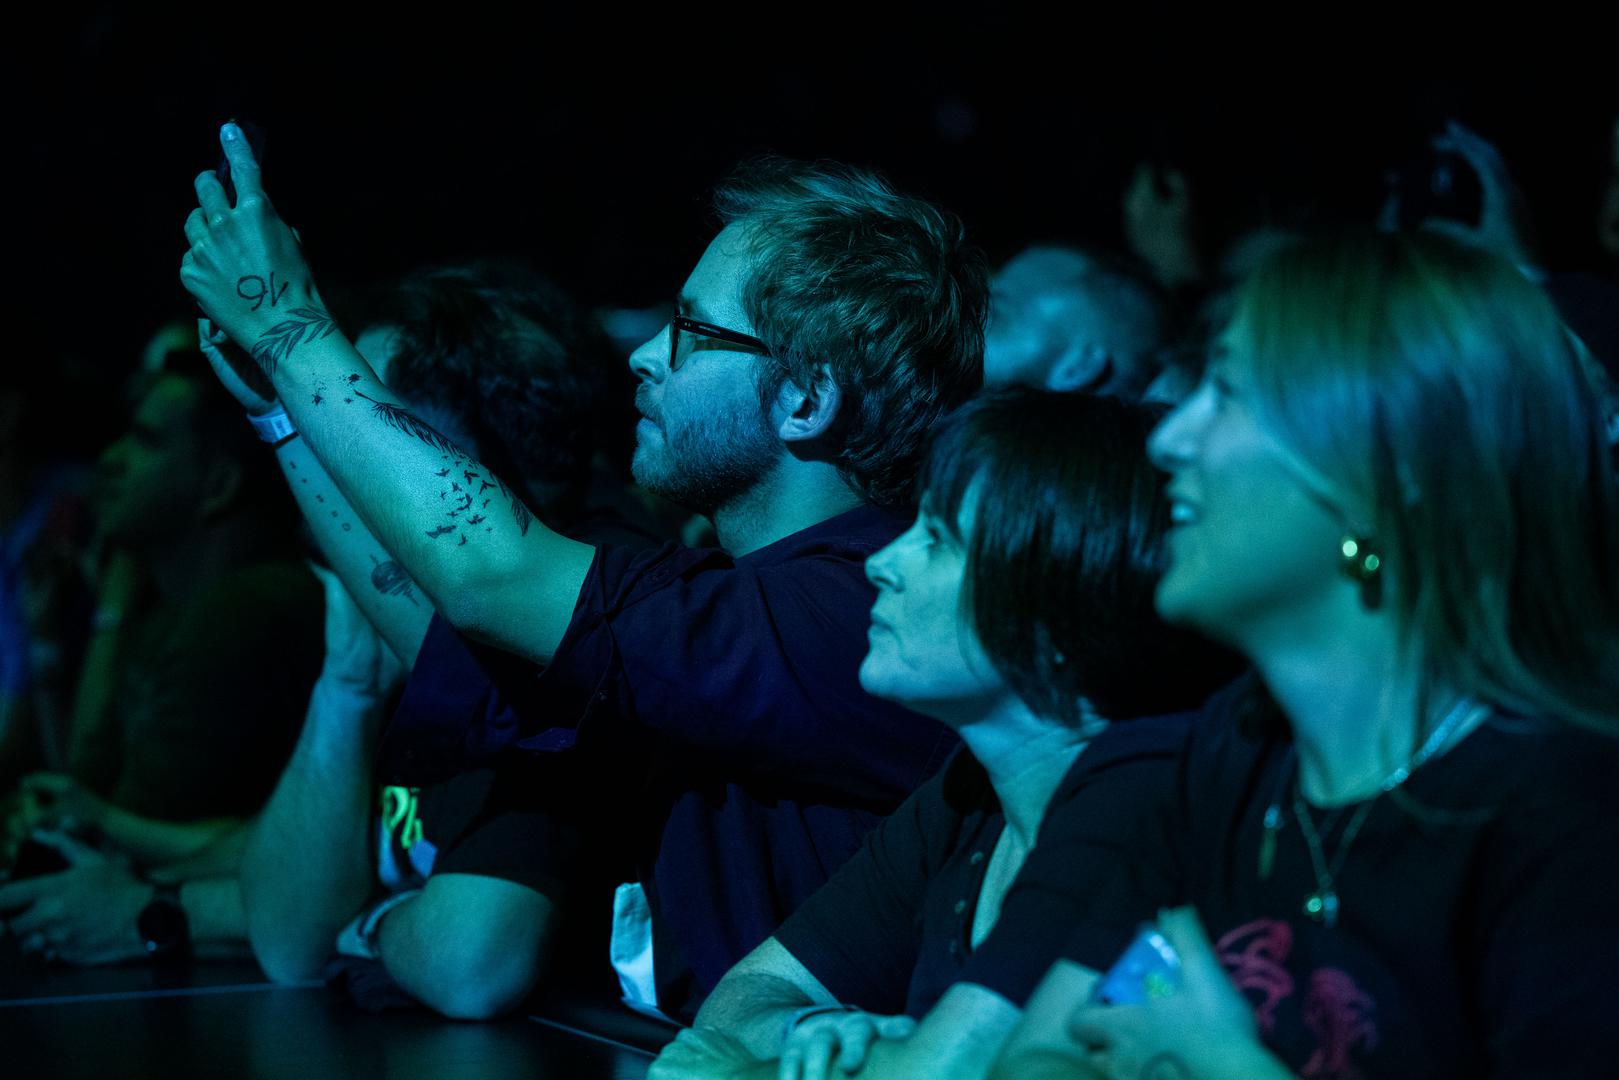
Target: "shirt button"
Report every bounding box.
[954,900,967,915]
[969,851,985,865]
[948,941,961,958]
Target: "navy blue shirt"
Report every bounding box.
[380,505,958,1018]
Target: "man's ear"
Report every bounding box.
[772,365,843,444]
[198,457,244,519]
[1045,342,1110,393]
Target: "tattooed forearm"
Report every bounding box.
[237,272,291,312]
[355,390,463,457]
[509,497,532,535]
[250,305,339,375]
[349,385,534,541]
[369,557,419,607]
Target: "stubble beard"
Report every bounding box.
[632,405,779,518]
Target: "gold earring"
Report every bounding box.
[1338,535,1381,583]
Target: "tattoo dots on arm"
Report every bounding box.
[278,375,534,548]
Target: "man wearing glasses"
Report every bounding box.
[180,132,986,1022]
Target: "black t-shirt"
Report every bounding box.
[1057,680,1619,1079]
[774,714,1194,1019]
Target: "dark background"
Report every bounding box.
[8,8,1617,384]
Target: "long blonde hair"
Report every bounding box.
[1229,231,1619,734]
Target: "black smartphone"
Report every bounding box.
[215,118,269,205]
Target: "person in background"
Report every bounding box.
[0,350,323,966]
[983,247,1168,396]
[0,340,106,795]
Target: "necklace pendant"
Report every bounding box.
[1258,807,1280,880]
[1303,890,1339,928]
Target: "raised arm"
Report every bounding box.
[199,323,430,664]
[180,124,593,665]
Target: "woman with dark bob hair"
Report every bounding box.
[650,389,1239,1080]
[993,232,1619,1079]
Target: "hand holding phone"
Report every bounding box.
[1093,924,1183,1005]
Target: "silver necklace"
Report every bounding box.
[1258,697,1486,929]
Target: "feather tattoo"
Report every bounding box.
[353,390,464,457]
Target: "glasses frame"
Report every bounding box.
[669,315,770,373]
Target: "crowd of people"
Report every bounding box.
[0,111,1616,1079]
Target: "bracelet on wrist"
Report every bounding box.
[781,1004,861,1047]
[248,406,296,445]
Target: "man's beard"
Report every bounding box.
[632,404,778,518]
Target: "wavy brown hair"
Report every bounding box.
[714,158,987,509]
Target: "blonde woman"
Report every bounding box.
[993,231,1619,1080]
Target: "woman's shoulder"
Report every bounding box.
[1458,713,1619,814]
[1069,672,1259,771]
[1179,671,1290,767]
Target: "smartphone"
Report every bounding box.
[1093,925,1182,1005]
[215,118,269,205]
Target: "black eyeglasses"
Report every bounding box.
[670,315,770,373]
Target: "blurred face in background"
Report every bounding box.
[983,253,1079,388]
[96,375,211,548]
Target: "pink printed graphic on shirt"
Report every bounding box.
[1215,919,1295,1034]
[1300,968,1378,1080]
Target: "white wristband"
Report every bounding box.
[248,406,296,445]
[334,889,423,960]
